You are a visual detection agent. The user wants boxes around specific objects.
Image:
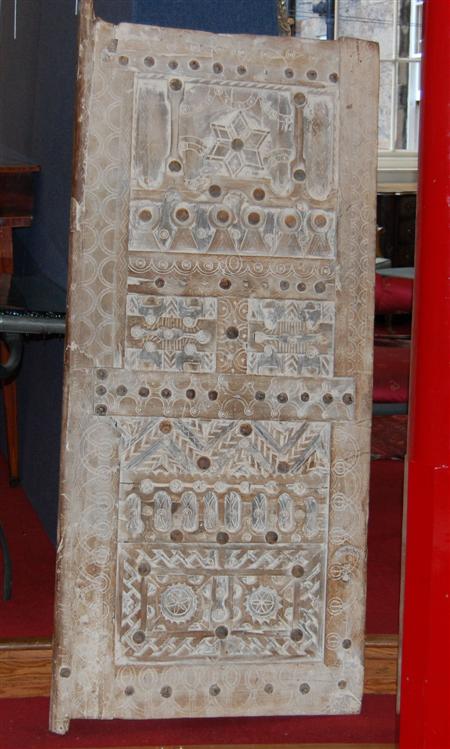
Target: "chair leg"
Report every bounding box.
[0,340,20,486]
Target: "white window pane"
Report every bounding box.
[379,61,394,150]
[295,1,326,39]
[395,61,421,150]
[337,0,396,59]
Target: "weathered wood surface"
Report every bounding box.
[1,635,398,699]
[50,0,378,733]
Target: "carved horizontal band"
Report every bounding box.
[94,369,355,421]
[128,252,336,301]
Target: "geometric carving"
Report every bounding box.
[117,543,325,663]
[51,11,378,732]
[117,417,330,484]
[93,369,356,421]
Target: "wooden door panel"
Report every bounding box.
[50,5,378,733]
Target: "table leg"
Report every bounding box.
[0,226,13,274]
[0,340,19,486]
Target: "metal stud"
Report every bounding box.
[161,685,172,698]
[231,137,244,151]
[155,277,165,288]
[96,385,106,396]
[159,421,172,434]
[168,160,182,172]
[144,56,155,67]
[116,385,127,396]
[264,683,274,694]
[343,393,354,405]
[248,211,261,225]
[133,630,145,644]
[277,392,288,403]
[209,184,222,197]
[338,679,347,689]
[255,390,265,401]
[265,531,278,544]
[277,461,289,474]
[168,60,178,69]
[208,390,218,401]
[240,423,253,436]
[237,65,247,75]
[124,685,134,695]
[253,188,265,201]
[342,638,352,649]
[284,214,297,229]
[186,388,196,400]
[170,529,183,542]
[60,667,71,678]
[139,208,152,222]
[294,92,306,107]
[299,682,310,694]
[226,326,239,339]
[139,386,149,397]
[300,392,310,402]
[118,55,129,66]
[175,207,189,222]
[219,278,231,290]
[329,72,339,83]
[189,59,200,70]
[297,282,306,292]
[306,69,317,80]
[280,280,290,290]
[217,209,230,223]
[216,531,229,545]
[323,393,333,405]
[197,456,211,470]
[95,404,107,416]
[212,62,223,74]
[209,684,221,696]
[215,625,228,639]
[291,628,304,642]
[284,67,294,78]
[314,214,327,228]
[97,369,107,380]
[293,168,306,182]
[292,564,305,578]
[161,388,172,398]
[315,281,326,293]
[138,561,151,576]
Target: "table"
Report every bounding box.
[0,154,40,484]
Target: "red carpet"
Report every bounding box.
[371,414,408,460]
[366,459,404,633]
[0,457,55,638]
[0,695,398,748]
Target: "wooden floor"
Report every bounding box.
[0,634,398,699]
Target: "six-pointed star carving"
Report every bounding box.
[208,111,270,176]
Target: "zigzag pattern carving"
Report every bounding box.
[118,417,330,482]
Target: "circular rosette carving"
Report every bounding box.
[160,584,198,624]
[245,585,281,624]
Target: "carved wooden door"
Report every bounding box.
[51,4,378,733]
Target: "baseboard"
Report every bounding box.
[0,634,398,699]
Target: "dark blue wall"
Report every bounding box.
[132,0,278,35]
[0,0,279,541]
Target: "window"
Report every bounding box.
[295,0,423,184]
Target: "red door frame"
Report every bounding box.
[399,0,450,746]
